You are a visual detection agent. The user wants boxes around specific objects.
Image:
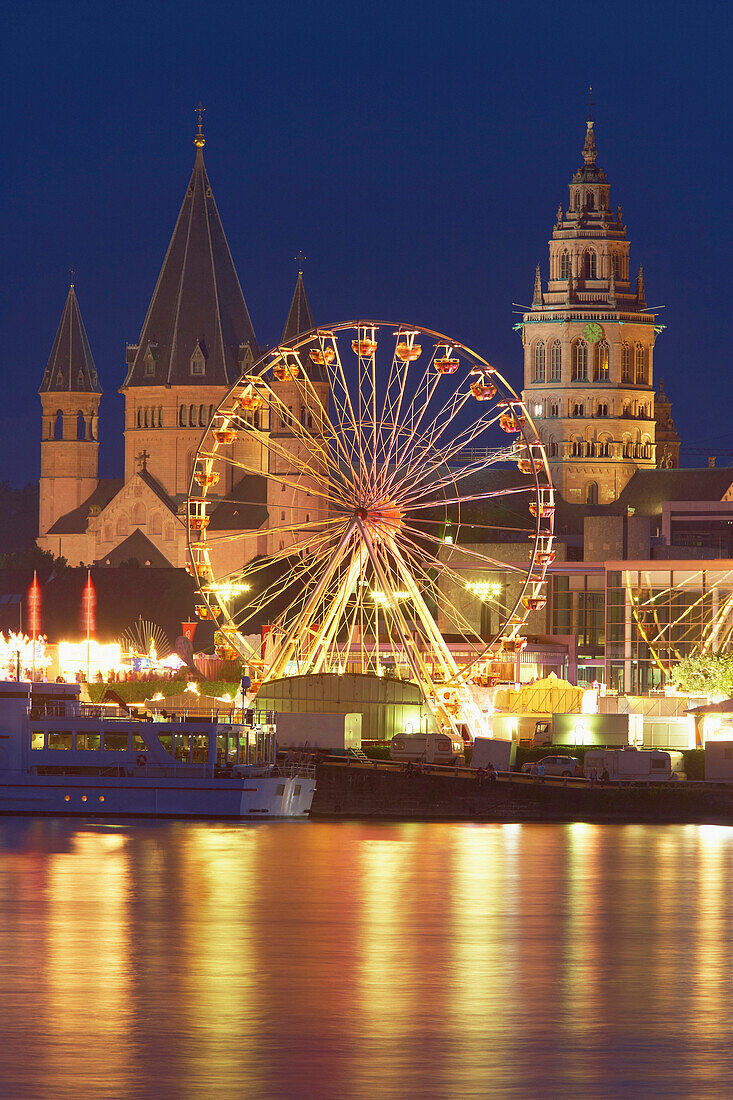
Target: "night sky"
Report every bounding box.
[2,0,730,486]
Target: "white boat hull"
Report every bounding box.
[0,774,315,819]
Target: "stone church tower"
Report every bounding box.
[120,115,258,499]
[521,118,661,504]
[38,284,102,540]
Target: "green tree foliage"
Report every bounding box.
[668,652,733,697]
[0,544,67,572]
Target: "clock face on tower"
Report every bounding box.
[583,322,603,344]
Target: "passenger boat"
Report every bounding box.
[0,681,314,819]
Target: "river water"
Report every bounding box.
[0,819,731,1099]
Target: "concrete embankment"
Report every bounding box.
[311,761,733,824]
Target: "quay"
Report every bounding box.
[311,760,733,825]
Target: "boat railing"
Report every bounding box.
[283,762,316,780]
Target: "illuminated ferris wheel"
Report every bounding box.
[186,321,555,738]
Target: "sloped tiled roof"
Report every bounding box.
[281,271,315,343]
[39,285,101,394]
[123,135,258,389]
[617,468,733,516]
[208,474,268,531]
[95,529,173,568]
[47,480,123,535]
[139,467,179,514]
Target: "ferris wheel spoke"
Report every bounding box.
[398,518,533,574]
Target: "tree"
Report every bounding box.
[0,545,67,572]
[667,652,733,698]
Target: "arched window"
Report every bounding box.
[54,410,64,440]
[571,439,582,457]
[158,407,163,427]
[635,344,645,384]
[621,344,631,382]
[550,341,561,381]
[534,342,545,382]
[585,251,597,279]
[189,404,196,426]
[598,439,610,457]
[596,402,609,417]
[586,482,599,505]
[131,503,145,527]
[573,401,584,417]
[179,406,186,427]
[595,340,609,381]
[144,408,150,428]
[150,512,162,535]
[585,440,593,457]
[116,514,129,537]
[76,411,86,440]
[103,524,112,542]
[549,439,558,457]
[165,524,174,542]
[572,340,588,381]
[586,190,595,210]
[137,409,143,428]
[612,253,620,276]
[550,402,559,418]
[199,404,206,427]
[560,251,571,279]
[574,190,580,210]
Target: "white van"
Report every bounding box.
[389,732,465,766]
[584,748,685,782]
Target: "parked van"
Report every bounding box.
[584,748,685,783]
[389,732,465,765]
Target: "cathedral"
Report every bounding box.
[38,113,682,569]
[38,119,318,568]
[521,116,680,503]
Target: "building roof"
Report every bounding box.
[281,271,315,343]
[95,529,173,568]
[46,480,123,535]
[39,284,101,394]
[617,468,733,516]
[208,474,269,531]
[139,467,178,513]
[122,130,258,389]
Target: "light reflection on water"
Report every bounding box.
[0,821,732,1099]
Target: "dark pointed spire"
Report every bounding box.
[532,264,543,307]
[281,270,315,343]
[40,283,101,394]
[123,117,258,389]
[636,265,646,308]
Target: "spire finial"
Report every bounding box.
[194,102,206,148]
[294,251,307,275]
[69,267,76,289]
[588,85,593,124]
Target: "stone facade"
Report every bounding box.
[521,120,674,504]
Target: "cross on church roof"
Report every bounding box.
[294,251,307,274]
[194,102,206,147]
[136,449,150,472]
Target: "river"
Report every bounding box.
[0,819,731,1099]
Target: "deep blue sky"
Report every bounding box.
[2,0,730,485]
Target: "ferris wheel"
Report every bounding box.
[186,321,555,738]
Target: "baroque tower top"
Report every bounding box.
[521,117,662,505]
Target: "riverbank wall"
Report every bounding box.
[311,762,733,824]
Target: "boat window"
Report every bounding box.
[192,735,208,763]
[103,733,129,752]
[174,734,191,763]
[132,732,147,751]
[31,731,44,750]
[158,735,173,756]
[216,734,232,765]
[76,733,101,750]
[48,731,72,750]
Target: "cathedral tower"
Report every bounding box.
[521,118,659,503]
[120,114,258,498]
[38,283,101,538]
[267,269,330,553]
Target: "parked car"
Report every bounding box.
[521,755,581,777]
